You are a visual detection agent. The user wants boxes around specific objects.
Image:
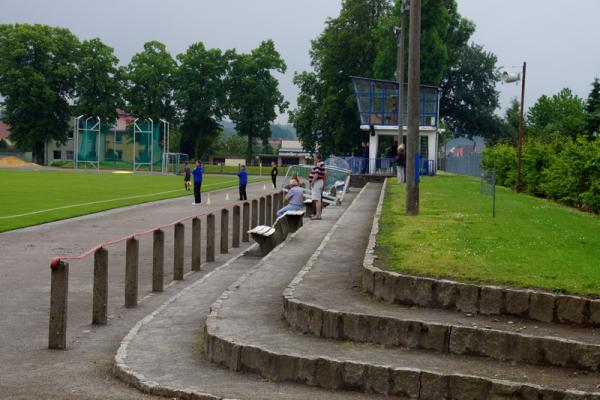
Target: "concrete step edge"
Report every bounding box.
[203,327,600,399]
[282,295,600,372]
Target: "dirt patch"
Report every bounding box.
[0,156,39,167]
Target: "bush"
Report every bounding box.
[483,137,600,213]
[521,139,552,196]
[481,144,516,187]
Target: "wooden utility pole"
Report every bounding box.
[395,6,406,145]
[405,0,421,215]
[515,62,527,192]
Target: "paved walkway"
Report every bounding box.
[0,180,276,399]
[116,190,388,399]
[205,183,600,396]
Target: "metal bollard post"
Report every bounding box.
[266,195,272,226]
[48,259,69,350]
[92,248,108,325]
[220,208,229,254]
[232,205,240,248]
[173,223,185,280]
[259,197,266,225]
[251,199,258,228]
[192,217,201,271]
[153,229,164,292]
[206,213,215,262]
[242,202,250,242]
[125,237,139,308]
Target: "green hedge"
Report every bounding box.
[482,137,600,213]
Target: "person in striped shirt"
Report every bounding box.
[309,153,326,220]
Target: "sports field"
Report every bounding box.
[378,173,600,296]
[0,169,267,233]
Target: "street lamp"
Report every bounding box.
[501,62,527,192]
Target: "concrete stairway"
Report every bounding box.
[205,183,600,399]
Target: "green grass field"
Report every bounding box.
[377,174,600,296]
[0,169,267,233]
[51,160,288,176]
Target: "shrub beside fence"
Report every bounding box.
[482,137,600,213]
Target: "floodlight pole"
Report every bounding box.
[515,61,527,192]
[405,0,421,215]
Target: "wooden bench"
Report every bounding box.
[248,216,290,256]
[283,210,305,232]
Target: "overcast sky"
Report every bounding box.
[1,0,599,123]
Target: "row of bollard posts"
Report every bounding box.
[49,192,282,350]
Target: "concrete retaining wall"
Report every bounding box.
[363,267,600,328]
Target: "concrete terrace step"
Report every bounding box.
[114,192,381,400]
[284,186,600,372]
[205,183,600,398]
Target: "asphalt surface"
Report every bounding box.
[0,179,277,400]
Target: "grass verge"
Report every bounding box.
[0,169,267,233]
[377,173,600,296]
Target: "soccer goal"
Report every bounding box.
[162,152,189,175]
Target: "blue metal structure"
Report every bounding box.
[350,76,440,128]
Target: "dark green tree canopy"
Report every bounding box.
[226,40,288,163]
[585,78,600,136]
[123,41,176,122]
[0,23,79,163]
[292,0,390,156]
[527,88,588,141]
[74,38,122,121]
[175,42,228,158]
[440,43,499,136]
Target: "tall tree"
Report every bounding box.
[439,43,499,137]
[527,88,588,141]
[74,38,122,121]
[226,40,288,163]
[373,0,456,85]
[123,41,176,121]
[585,78,600,136]
[0,24,79,163]
[291,0,391,156]
[175,42,228,158]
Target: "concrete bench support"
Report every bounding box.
[173,223,185,280]
[152,229,164,292]
[249,225,277,256]
[248,216,290,256]
[191,218,201,271]
[206,213,215,262]
[125,237,139,308]
[48,260,69,350]
[92,247,108,325]
[304,199,315,217]
[284,210,305,233]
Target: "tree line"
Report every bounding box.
[0,24,287,164]
[290,0,501,155]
